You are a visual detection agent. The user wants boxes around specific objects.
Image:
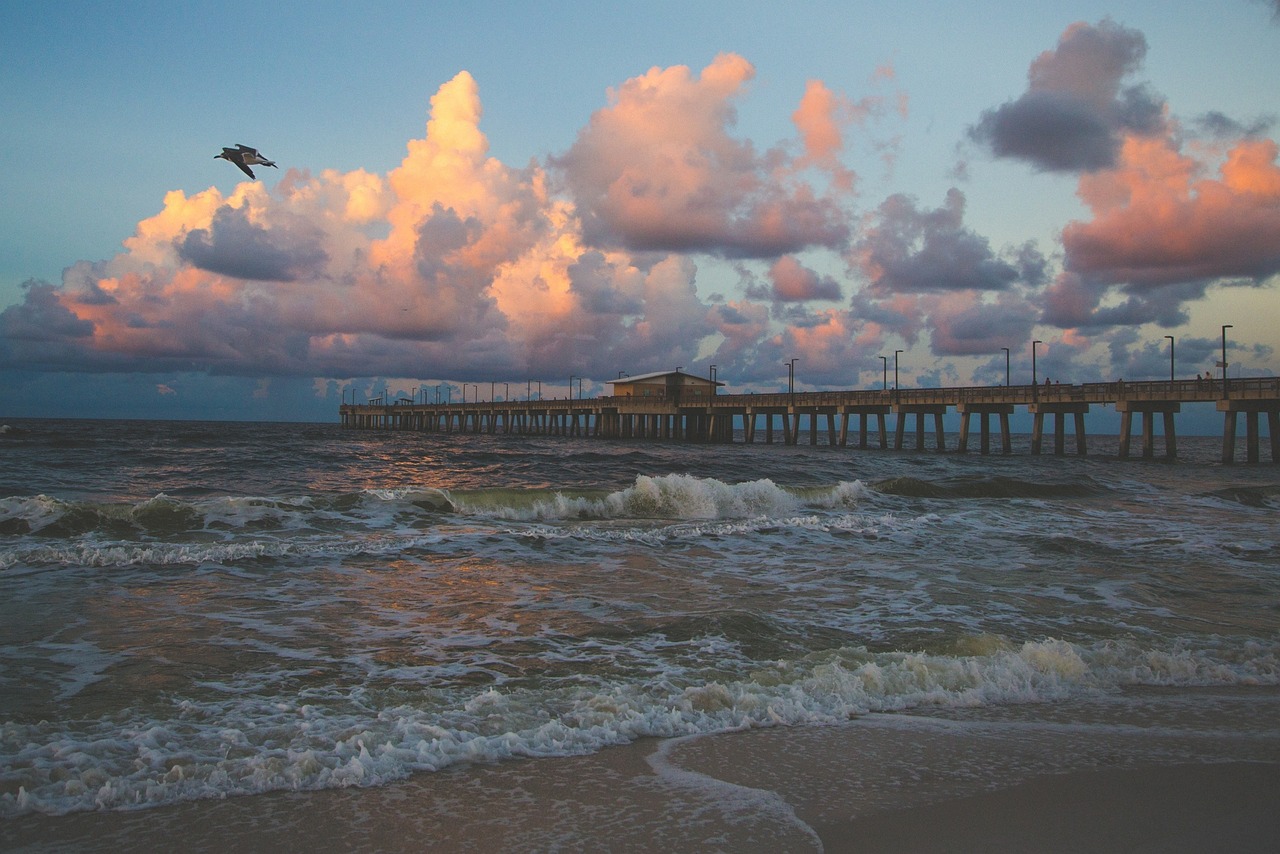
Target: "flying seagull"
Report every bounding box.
[215,144,277,179]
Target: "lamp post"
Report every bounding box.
[786,358,798,395]
[1164,335,1174,385]
[893,349,902,398]
[569,375,578,400]
[1001,347,1010,387]
[878,355,887,390]
[709,364,717,395]
[1221,325,1233,399]
[1032,340,1042,397]
[503,382,509,402]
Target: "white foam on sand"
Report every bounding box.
[646,733,823,848]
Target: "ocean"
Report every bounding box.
[1,418,1278,851]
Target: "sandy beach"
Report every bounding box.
[4,687,1277,852]
[819,762,1280,853]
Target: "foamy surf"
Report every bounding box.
[453,474,871,522]
[2,636,1276,818]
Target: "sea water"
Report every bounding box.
[0,419,1277,840]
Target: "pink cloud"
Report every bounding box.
[792,80,859,193]
[1063,136,1280,287]
[555,54,851,257]
[767,256,842,302]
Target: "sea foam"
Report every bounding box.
[3,635,1276,819]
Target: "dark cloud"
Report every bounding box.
[0,281,100,371]
[969,20,1165,172]
[928,297,1038,356]
[1193,111,1275,140]
[1041,271,1199,329]
[852,189,1046,294]
[568,251,643,315]
[177,205,328,282]
[0,280,94,342]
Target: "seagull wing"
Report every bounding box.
[232,155,256,179]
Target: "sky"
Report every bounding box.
[1,0,1278,422]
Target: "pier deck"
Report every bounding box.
[341,378,1280,463]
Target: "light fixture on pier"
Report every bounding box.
[1221,325,1233,399]
[1032,340,1042,394]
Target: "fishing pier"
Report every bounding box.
[341,372,1280,463]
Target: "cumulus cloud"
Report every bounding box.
[764,256,843,302]
[555,54,852,258]
[851,188,1047,295]
[177,205,328,281]
[925,291,1039,356]
[1,58,902,386]
[970,19,1165,172]
[1193,111,1274,141]
[2,42,1275,394]
[1063,136,1280,288]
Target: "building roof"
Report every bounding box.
[606,369,724,386]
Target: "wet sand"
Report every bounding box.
[4,688,1278,852]
[818,762,1280,853]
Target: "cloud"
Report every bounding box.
[925,291,1039,356]
[765,256,843,302]
[970,19,1165,172]
[1192,111,1274,141]
[1041,270,1202,330]
[1,59,904,385]
[0,280,94,342]
[554,54,852,258]
[2,45,1274,395]
[851,188,1047,295]
[177,204,328,281]
[1062,136,1280,288]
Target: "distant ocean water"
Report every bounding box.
[1,418,1277,827]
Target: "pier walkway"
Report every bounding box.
[341,378,1280,463]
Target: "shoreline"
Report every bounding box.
[5,687,1278,853]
